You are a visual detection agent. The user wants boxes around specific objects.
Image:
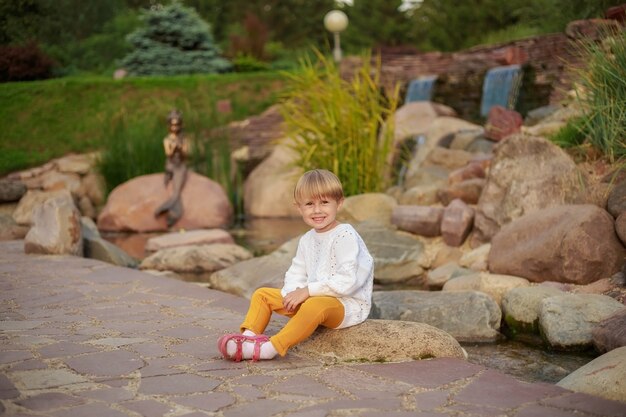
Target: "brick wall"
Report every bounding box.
[340,19,620,122]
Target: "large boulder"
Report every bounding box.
[355,223,428,284]
[13,189,72,225]
[371,290,502,342]
[607,179,626,218]
[145,229,234,253]
[442,272,530,307]
[243,139,301,218]
[539,294,625,351]
[24,192,83,256]
[489,204,625,285]
[392,101,457,145]
[294,319,466,362]
[404,117,481,187]
[557,346,626,403]
[473,134,583,244]
[0,179,26,202]
[139,243,253,276]
[97,172,233,232]
[339,193,397,226]
[501,286,564,336]
[209,237,299,298]
[592,309,626,354]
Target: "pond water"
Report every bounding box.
[102,217,595,384]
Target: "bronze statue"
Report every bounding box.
[154,109,189,227]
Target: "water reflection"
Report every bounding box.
[231,217,309,256]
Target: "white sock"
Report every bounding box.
[242,329,256,337]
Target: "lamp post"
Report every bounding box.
[324,10,348,63]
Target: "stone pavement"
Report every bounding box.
[1,240,624,417]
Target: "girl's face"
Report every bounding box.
[296,196,343,233]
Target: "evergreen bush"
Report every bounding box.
[120,2,231,76]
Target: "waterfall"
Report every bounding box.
[405,75,438,103]
[480,65,523,117]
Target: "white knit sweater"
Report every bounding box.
[281,223,374,329]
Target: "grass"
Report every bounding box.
[280,51,399,197]
[571,30,626,162]
[0,72,287,176]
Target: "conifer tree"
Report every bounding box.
[121,1,230,76]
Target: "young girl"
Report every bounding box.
[218,169,374,361]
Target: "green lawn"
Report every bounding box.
[0,72,287,176]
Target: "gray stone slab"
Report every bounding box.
[222,398,297,417]
[358,358,483,389]
[0,350,34,364]
[16,392,86,411]
[50,403,130,417]
[139,374,220,395]
[454,370,567,408]
[172,392,236,412]
[0,374,20,399]
[10,369,88,390]
[516,403,598,417]
[65,350,144,376]
[38,342,98,359]
[122,399,173,417]
[541,393,626,417]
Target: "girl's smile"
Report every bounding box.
[297,197,344,233]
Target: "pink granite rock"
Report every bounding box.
[484,106,523,141]
[441,199,475,247]
[97,172,233,232]
[391,205,443,237]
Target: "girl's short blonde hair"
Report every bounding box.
[294,169,344,204]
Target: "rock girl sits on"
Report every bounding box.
[218,169,374,361]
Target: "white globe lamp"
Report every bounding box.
[324,10,349,62]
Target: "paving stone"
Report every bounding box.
[515,403,598,417]
[168,338,217,359]
[65,350,144,376]
[38,342,98,358]
[0,350,34,364]
[231,385,266,400]
[86,337,149,347]
[270,375,338,398]
[363,412,445,417]
[318,367,411,399]
[358,359,483,389]
[129,342,169,357]
[0,373,20,399]
[10,359,48,371]
[0,321,45,331]
[140,374,220,395]
[140,356,195,377]
[222,398,297,417]
[446,402,508,416]
[455,370,566,408]
[16,392,86,411]
[160,325,209,339]
[541,393,626,417]
[298,398,403,413]
[50,403,130,417]
[172,392,236,412]
[10,369,88,390]
[234,375,275,386]
[77,387,135,402]
[122,399,175,417]
[413,390,451,410]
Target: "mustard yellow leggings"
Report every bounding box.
[240,287,344,356]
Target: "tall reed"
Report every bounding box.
[279,51,399,197]
[573,29,626,162]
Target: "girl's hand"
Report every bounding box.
[283,287,310,312]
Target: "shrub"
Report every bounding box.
[120,2,231,76]
[0,41,56,82]
[573,29,626,161]
[280,51,399,196]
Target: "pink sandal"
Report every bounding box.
[217,333,270,362]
